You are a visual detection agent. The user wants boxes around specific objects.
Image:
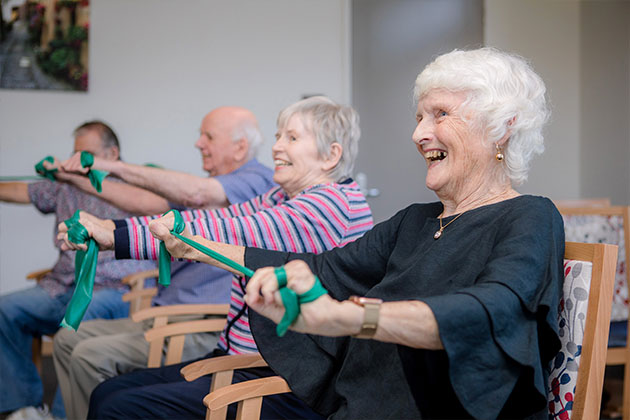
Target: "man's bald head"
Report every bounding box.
[194,107,263,176]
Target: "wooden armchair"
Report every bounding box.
[558,206,630,419]
[548,242,618,419]
[120,268,159,313]
[133,303,230,368]
[29,267,159,374]
[180,353,289,420]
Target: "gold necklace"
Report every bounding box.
[433,191,516,240]
[433,212,466,239]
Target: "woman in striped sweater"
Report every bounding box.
[61,96,373,419]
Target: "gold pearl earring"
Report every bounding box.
[495,144,504,162]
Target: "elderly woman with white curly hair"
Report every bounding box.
[149,47,564,418]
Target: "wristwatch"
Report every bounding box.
[348,295,383,339]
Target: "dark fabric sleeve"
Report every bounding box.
[245,205,412,299]
[114,227,131,259]
[418,200,564,419]
[113,219,127,229]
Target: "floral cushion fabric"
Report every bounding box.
[548,259,593,419]
[563,214,627,321]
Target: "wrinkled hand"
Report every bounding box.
[57,211,115,251]
[60,152,89,175]
[245,260,335,335]
[43,156,62,172]
[148,212,194,260]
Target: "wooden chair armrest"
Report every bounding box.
[131,304,230,322]
[181,354,267,382]
[26,268,52,281]
[121,268,159,287]
[144,319,226,342]
[122,288,158,302]
[203,376,291,412]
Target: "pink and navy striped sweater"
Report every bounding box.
[113,180,373,354]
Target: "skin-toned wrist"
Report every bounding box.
[337,300,365,336]
[98,158,121,174]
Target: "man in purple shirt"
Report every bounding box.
[51,107,276,420]
[0,121,158,420]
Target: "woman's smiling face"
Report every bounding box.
[272,113,332,198]
[412,89,496,201]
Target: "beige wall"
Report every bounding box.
[485,0,630,205]
[485,0,582,200]
[0,0,351,294]
[579,1,630,204]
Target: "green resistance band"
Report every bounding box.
[0,176,43,181]
[1,154,111,188]
[34,156,58,181]
[158,210,255,288]
[1,156,60,181]
[274,266,328,337]
[1,155,59,181]
[80,151,109,193]
[158,209,327,336]
[59,210,100,331]
[1,156,56,181]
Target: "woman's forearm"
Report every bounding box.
[185,235,246,276]
[374,301,443,349]
[298,297,443,349]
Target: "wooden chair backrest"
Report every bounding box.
[548,242,617,419]
[554,198,612,208]
[133,303,230,368]
[557,206,629,322]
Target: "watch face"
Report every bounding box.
[358,297,383,305]
[349,295,383,305]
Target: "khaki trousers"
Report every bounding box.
[53,316,220,420]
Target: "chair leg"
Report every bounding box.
[32,336,43,376]
[623,360,630,420]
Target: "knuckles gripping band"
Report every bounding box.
[60,210,99,331]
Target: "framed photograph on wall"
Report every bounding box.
[0,0,89,91]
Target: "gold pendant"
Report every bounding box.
[433,229,443,239]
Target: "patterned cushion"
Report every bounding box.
[562,214,627,321]
[548,259,593,419]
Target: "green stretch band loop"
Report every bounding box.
[277,288,299,336]
[275,266,287,288]
[276,275,328,337]
[0,176,44,181]
[156,209,327,337]
[158,210,255,282]
[80,151,109,193]
[296,277,328,303]
[34,156,58,181]
[60,210,99,331]
[157,210,186,287]
[171,231,256,277]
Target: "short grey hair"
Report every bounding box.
[414,47,550,185]
[74,120,120,155]
[276,96,360,182]
[231,120,263,161]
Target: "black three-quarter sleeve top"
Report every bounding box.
[245,195,565,419]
